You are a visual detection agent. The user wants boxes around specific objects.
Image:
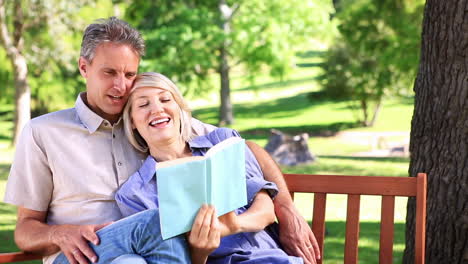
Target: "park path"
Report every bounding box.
[335,131,410,157]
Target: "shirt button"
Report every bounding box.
[118,162,122,166]
[113,134,116,138]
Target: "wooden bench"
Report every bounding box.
[285,172,427,264]
[0,173,427,264]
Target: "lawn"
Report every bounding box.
[0,66,413,263]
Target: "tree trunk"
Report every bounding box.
[218,0,234,125]
[360,98,369,126]
[367,97,382,127]
[404,1,468,263]
[0,0,31,146]
[219,45,233,125]
[12,54,30,146]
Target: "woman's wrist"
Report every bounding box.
[190,249,209,264]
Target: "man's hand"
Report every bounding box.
[15,207,112,263]
[49,223,111,264]
[277,205,320,264]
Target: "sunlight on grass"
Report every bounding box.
[282,156,409,177]
[193,93,413,139]
[310,138,372,156]
[190,64,322,108]
[292,193,408,222]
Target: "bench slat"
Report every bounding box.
[312,193,327,264]
[344,194,360,264]
[379,195,395,264]
[415,173,427,264]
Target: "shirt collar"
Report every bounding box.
[140,155,157,183]
[75,92,123,133]
[188,135,214,150]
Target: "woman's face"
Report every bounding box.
[130,86,181,146]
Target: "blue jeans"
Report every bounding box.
[53,209,190,264]
[110,254,147,263]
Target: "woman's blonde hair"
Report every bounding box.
[123,72,193,153]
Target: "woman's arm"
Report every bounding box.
[218,190,275,237]
[237,190,275,232]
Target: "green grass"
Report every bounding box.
[192,91,413,143]
[321,221,405,264]
[283,156,409,176]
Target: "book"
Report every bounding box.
[156,136,248,239]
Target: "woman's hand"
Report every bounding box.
[187,204,221,264]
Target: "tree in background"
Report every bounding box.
[0,0,31,146]
[405,0,468,262]
[320,0,424,126]
[126,0,332,125]
[0,0,115,145]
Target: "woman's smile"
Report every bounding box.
[149,116,172,128]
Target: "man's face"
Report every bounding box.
[78,42,140,123]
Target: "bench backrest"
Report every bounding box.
[0,173,427,263]
[284,173,427,264]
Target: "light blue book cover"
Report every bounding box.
[156,137,247,239]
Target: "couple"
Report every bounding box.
[4,17,319,264]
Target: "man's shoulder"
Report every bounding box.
[205,127,240,144]
[29,107,78,128]
[191,118,217,135]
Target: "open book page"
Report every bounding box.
[156,137,248,239]
[209,139,247,216]
[204,136,244,157]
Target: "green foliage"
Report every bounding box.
[319,0,424,126]
[126,0,333,99]
[127,2,220,95]
[0,0,116,114]
[0,48,13,105]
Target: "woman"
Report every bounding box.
[115,72,303,264]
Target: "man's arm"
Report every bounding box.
[246,141,320,264]
[15,207,111,264]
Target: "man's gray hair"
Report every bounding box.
[80,17,145,62]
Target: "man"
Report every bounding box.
[4,17,319,264]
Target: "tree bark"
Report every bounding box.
[404,1,468,263]
[359,98,369,126]
[218,0,234,125]
[0,0,31,146]
[368,97,382,127]
[219,45,233,125]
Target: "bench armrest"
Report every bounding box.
[0,252,42,263]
